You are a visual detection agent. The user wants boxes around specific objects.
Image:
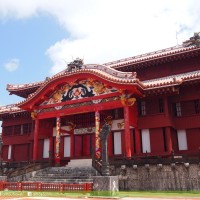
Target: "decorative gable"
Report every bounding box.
[42,79,118,105]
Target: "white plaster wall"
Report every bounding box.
[177,129,188,150]
[141,129,151,153]
[43,138,49,158]
[64,137,71,157]
[113,132,122,154]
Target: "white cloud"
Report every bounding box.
[4,58,20,72]
[1,0,200,74]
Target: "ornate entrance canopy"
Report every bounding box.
[17,64,143,118]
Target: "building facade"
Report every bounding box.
[0,35,200,167]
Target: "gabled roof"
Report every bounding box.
[16,64,141,110]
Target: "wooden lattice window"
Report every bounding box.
[13,125,21,135]
[3,126,13,136]
[194,99,200,114]
[175,102,182,117]
[23,123,32,134]
[141,101,146,116]
[23,124,28,134]
[114,108,123,119]
[159,98,164,113]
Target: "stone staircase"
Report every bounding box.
[28,166,96,183]
[26,159,98,184]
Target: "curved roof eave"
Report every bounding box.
[142,70,200,89]
[104,45,200,69]
[6,81,44,98]
[16,64,142,109]
[6,45,200,96]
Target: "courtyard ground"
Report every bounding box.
[1,191,200,200]
[1,197,200,200]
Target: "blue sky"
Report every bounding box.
[0,0,200,107]
[0,14,67,105]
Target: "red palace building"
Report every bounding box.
[0,34,200,167]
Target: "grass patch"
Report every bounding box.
[0,190,200,198]
[0,190,87,197]
[119,191,200,198]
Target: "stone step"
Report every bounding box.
[25,166,98,184]
[67,159,92,168]
[29,178,93,183]
[36,171,96,175]
[33,175,92,179]
[38,167,96,174]
[30,176,91,180]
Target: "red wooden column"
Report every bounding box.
[49,136,53,154]
[49,135,53,165]
[123,106,132,159]
[164,95,170,117]
[166,127,172,153]
[135,127,141,154]
[55,117,61,166]
[11,144,15,161]
[70,133,74,158]
[33,118,39,161]
[163,96,172,153]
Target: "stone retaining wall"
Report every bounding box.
[112,163,200,190]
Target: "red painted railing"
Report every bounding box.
[0,181,93,192]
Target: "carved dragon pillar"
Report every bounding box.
[95,111,101,159]
[55,117,61,166]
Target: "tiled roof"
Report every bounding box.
[6,44,200,93]
[142,70,200,89]
[16,64,138,107]
[0,104,23,114]
[0,65,138,115]
[0,69,200,115]
[104,45,200,68]
[7,81,43,91]
[5,64,137,93]
[1,44,200,115]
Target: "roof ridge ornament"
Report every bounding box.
[66,57,84,72]
[183,32,200,47]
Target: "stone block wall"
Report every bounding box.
[111,163,200,190]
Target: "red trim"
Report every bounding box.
[37,99,123,119]
[39,92,121,109]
